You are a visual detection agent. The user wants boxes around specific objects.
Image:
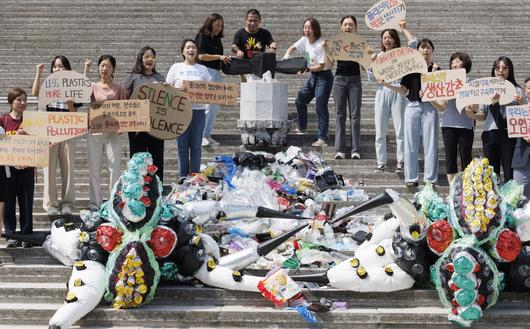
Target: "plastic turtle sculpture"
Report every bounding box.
[44,152,313,329]
[26,153,529,328]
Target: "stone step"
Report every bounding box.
[0,302,528,328]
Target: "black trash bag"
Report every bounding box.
[276,57,308,75]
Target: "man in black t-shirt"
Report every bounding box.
[231,9,276,59]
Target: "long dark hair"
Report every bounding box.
[131,46,158,74]
[198,13,224,38]
[380,29,401,51]
[50,55,72,72]
[491,56,519,87]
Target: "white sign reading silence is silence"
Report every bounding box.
[325,32,372,70]
[365,0,406,31]
[38,70,92,110]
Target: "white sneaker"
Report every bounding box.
[61,205,73,215]
[334,152,345,160]
[312,139,328,147]
[47,207,60,216]
[201,137,210,147]
[351,152,361,159]
[207,137,220,146]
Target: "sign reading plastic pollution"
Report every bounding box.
[371,47,427,82]
[365,0,406,31]
[455,77,517,113]
[183,80,239,106]
[506,105,530,138]
[130,83,192,140]
[0,135,49,167]
[325,32,372,69]
[421,69,466,102]
[22,111,88,143]
[38,70,92,110]
[90,100,150,133]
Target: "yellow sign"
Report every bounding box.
[0,135,49,167]
[22,111,88,143]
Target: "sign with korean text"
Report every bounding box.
[0,135,49,167]
[421,69,466,102]
[455,77,517,113]
[325,32,372,69]
[130,83,192,140]
[371,47,427,82]
[506,105,530,138]
[89,100,150,133]
[365,0,406,31]
[183,80,238,106]
[22,111,88,143]
[38,70,92,110]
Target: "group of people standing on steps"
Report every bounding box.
[1,8,530,248]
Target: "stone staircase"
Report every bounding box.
[1,0,530,328]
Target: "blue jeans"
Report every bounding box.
[404,101,439,183]
[203,68,221,139]
[177,110,205,177]
[296,70,333,140]
[374,86,407,166]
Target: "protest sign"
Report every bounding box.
[325,32,372,69]
[0,135,49,167]
[22,111,88,143]
[38,70,92,110]
[182,81,238,106]
[89,99,150,133]
[130,83,192,140]
[371,47,427,82]
[365,0,406,31]
[455,77,517,112]
[420,69,466,102]
[506,105,530,138]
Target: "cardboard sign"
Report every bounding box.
[0,135,49,167]
[421,69,466,102]
[183,80,239,106]
[22,111,88,143]
[365,0,406,31]
[506,105,530,138]
[38,70,92,110]
[371,47,427,82]
[325,32,372,69]
[455,77,517,112]
[130,83,192,140]
[89,99,150,133]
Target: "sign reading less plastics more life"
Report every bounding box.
[0,135,49,167]
[325,32,372,70]
[506,104,530,138]
[130,83,192,140]
[22,111,88,143]
[455,77,517,113]
[89,99,150,133]
[38,70,92,110]
[421,69,466,102]
[371,47,427,83]
[183,81,239,106]
[365,0,406,31]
